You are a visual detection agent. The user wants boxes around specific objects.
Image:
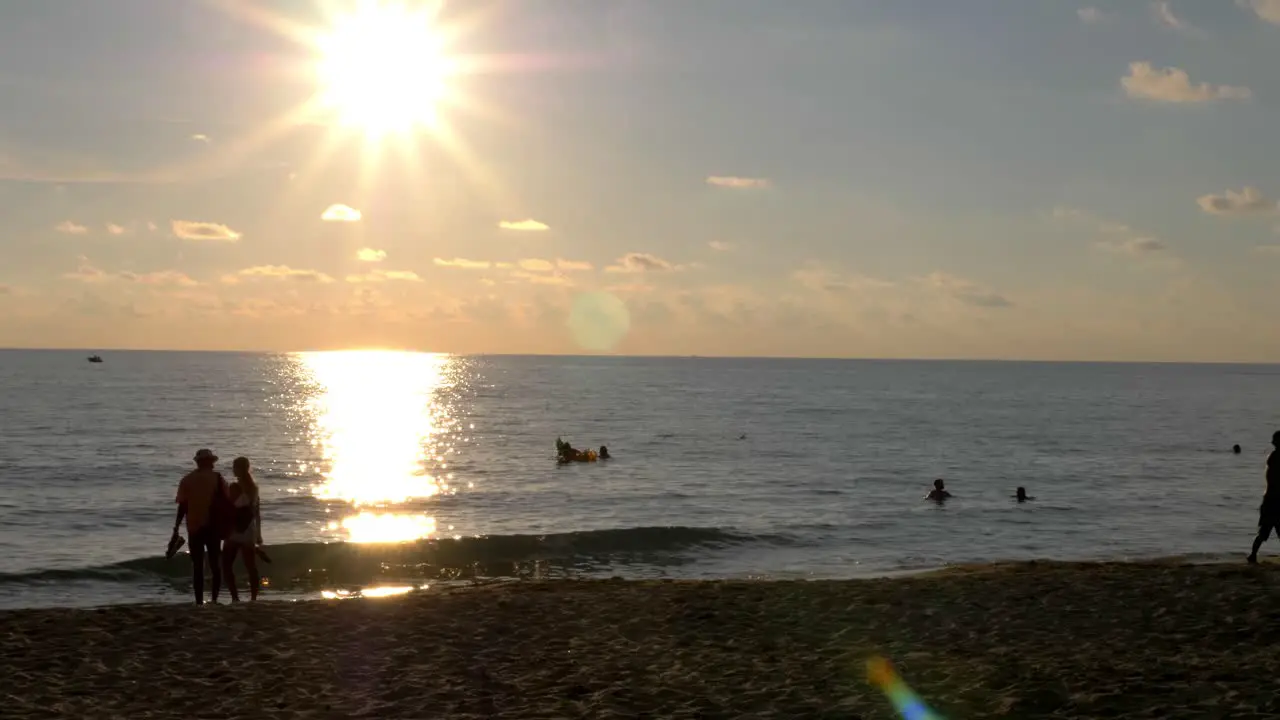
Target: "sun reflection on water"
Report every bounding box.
[297,350,461,543]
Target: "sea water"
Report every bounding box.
[0,350,1273,608]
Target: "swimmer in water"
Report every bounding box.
[1014,486,1033,502]
[926,479,952,502]
[1234,444,1243,454]
[599,445,610,460]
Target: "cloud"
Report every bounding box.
[923,273,1014,309]
[1078,6,1103,23]
[236,265,334,282]
[356,247,387,262]
[511,271,572,286]
[1098,236,1167,255]
[171,220,242,242]
[191,134,211,143]
[1122,62,1251,103]
[605,252,679,273]
[556,259,593,271]
[518,258,555,272]
[1197,187,1276,215]
[55,220,89,235]
[434,258,492,270]
[1240,0,1280,25]
[63,257,197,286]
[105,223,126,236]
[1152,1,1191,31]
[793,266,895,294]
[708,241,735,252]
[498,219,549,232]
[706,176,771,190]
[63,257,107,282]
[321,204,362,222]
[1254,245,1280,254]
[346,269,423,283]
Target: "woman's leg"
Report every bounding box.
[243,547,260,601]
[222,541,240,603]
[189,535,206,604]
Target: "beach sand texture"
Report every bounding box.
[5,561,1280,718]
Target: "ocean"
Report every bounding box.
[0,349,1273,609]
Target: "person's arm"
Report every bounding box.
[255,498,263,546]
[174,477,188,533]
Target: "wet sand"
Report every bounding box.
[4,561,1280,718]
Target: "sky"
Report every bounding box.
[4,0,1280,360]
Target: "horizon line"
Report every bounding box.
[1,346,1277,366]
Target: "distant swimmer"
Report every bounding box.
[739,433,747,440]
[1247,431,1280,564]
[1234,444,1243,454]
[599,445,611,460]
[926,479,952,502]
[1014,486,1034,503]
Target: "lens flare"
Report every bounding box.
[866,656,946,720]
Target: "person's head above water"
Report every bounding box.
[1234,444,1243,454]
[933,478,945,490]
[1015,486,1028,501]
[194,448,218,469]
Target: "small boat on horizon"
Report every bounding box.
[87,354,104,363]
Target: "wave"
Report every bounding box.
[0,526,784,590]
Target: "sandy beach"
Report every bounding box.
[5,561,1280,718]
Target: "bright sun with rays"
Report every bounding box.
[313,1,458,136]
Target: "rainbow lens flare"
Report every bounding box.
[866,656,946,720]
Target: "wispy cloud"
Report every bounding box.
[1254,244,1280,254]
[191,134,211,143]
[321,204,362,222]
[793,266,895,294]
[708,241,735,252]
[511,271,572,286]
[63,257,197,286]
[1078,6,1104,24]
[498,219,549,232]
[434,258,492,270]
[105,223,126,236]
[556,259,593,271]
[1152,1,1193,32]
[346,269,423,283]
[1098,236,1167,255]
[234,265,333,282]
[605,252,679,273]
[1122,62,1251,103]
[706,176,771,190]
[55,220,88,235]
[1240,0,1280,25]
[172,220,242,242]
[1197,187,1276,215]
[923,273,1014,309]
[518,258,555,272]
[1053,206,1173,261]
[356,248,387,262]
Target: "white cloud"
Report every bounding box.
[1240,0,1280,25]
[498,219,549,232]
[922,273,1014,309]
[1197,187,1276,215]
[556,259,593,271]
[1078,6,1103,23]
[356,248,387,262]
[236,265,334,282]
[518,258,555,272]
[172,220,242,242]
[321,204,362,222]
[1122,62,1251,103]
[346,269,423,283]
[708,241,735,252]
[434,258,492,269]
[191,134,211,143]
[706,176,770,190]
[605,252,679,273]
[105,223,126,236]
[511,271,572,286]
[120,270,199,286]
[1152,1,1189,30]
[55,220,88,235]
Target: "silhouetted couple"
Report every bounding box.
[173,448,265,604]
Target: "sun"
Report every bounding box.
[313,1,457,137]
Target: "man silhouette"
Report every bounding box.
[174,448,229,603]
[1247,432,1280,564]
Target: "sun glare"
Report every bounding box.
[313,1,457,136]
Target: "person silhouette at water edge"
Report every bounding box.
[1014,487,1034,503]
[174,448,231,604]
[926,479,952,502]
[1247,431,1280,565]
